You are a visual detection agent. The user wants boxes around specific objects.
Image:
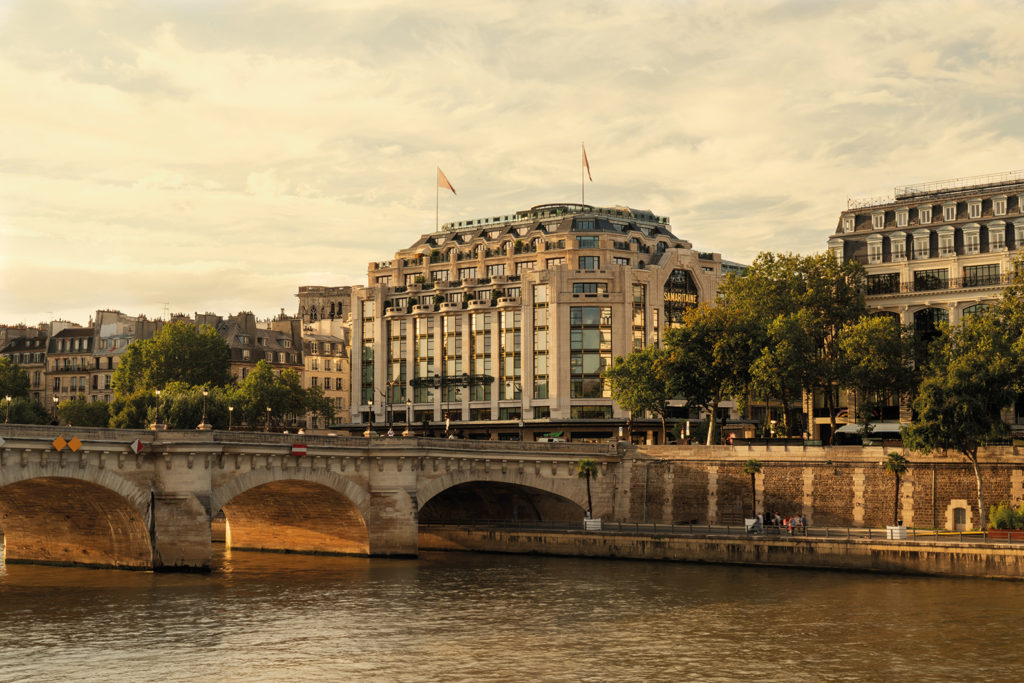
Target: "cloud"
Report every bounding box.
[2,0,1024,324]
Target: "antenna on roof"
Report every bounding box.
[160,302,170,319]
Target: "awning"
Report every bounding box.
[541,431,564,437]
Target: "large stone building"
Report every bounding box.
[830,170,1024,328]
[297,286,352,324]
[300,318,350,428]
[352,202,740,441]
[826,170,1024,436]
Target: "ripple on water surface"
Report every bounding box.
[2,550,1023,682]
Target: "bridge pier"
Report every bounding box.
[367,486,418,557]
[151,493,211,571]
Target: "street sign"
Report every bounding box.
[52,436,67,451]
[0,436,5,448]
[68,437,81,452]
[129,439,144,455]
[291,444,307,456]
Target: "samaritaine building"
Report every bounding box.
[830,170,1024,330]
[351,202,738,442]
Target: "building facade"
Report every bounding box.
[297,286,352,324]
[352,202,736,441]
[301,318,350,429]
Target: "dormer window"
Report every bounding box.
[842,216,855,233]
[890,232,907,261]
[913,230,930,259]
[962,225,980,255]
[993,196,1007,216]
[872,212,885,229]
[968,200,982,219]
[896,209,908,228]
[943,203,957,221]
[919,206,932,224]
[867,236,883,264]
[988,221,1007,251]
[938,227,955,257]
[828,238,844,262]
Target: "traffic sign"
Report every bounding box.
[129,439,144,455]
[291,444,307,456]
[0,436,5,448]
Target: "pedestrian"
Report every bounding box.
[387,427,395,438]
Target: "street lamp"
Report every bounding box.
[507,380,524,441]
[198,389,211,430]
[404,399,413,437]
[52,396,59,423]
[153,389,162,430]
[4,395,11,424]
[365,399,374,438]
[265,406,272,432]
[228,405,234,431]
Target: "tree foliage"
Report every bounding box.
[0,357,31,399]
[884,451,909,527]
[903,312,1015,529]
[112,321,231,395]
[839,315,915,429]
[603,346,673,443]
[57,398,111,427]
[577,459,599,518]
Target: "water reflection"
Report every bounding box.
[1,549,1023,681]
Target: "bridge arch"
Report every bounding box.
[0,464,152,568]
[418,471,588,522]
[211,469,371,556]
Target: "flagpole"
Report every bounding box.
[581,143,585,205]
[436,169,439,232]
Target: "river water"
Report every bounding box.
[1,548,1021,682]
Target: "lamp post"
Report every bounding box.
[265,406,272,432]
[404,399,413,437]
[228,405,234,431]
[4,395,11,424]
[153,389,163,430]
[365,399,374,438]
[198,389,211,430]
[52,396,59,423]
[507,380,523,441]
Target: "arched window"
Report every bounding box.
[913,307,948,343]
[664,269,698,327]
[329,302,336,318]
[962,303,989,317]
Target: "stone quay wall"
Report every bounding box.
[420,527,1024,580]
[622,444,1024,531]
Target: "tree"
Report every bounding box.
[577,459,599,518]
[6,397,50,425]
[57,398,111,427]
[231,361,310,430]
[305,384,336,427]
[884,452,909,527]
[112,321,231,396]
[109,388,157,429]
[664,303,762,445]
[750,314,814,436]
[839,315,915,430]
[903,312,1016,530]
[0,357,30,398]
[742,459,762,517]
[602,346,674,443]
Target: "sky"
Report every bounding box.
[2,0,1024,326]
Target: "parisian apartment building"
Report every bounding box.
[350,202,742,442]
[825,169,1024,434]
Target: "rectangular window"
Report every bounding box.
[486,264,506,277]
[413,317,434,404]
[514,261,535,274]
[867,242,882,264]
[546,257,566,268]
[994,198,1007,216]
[914,268,949,292]
[431,269,449,282]
[842,216,855,233]
[569,306,611,398]
[963,264,1000,287]
[896,210,908,228]
[866,273,900,295]
[376,275,393,286]
[442,316,461,404]
[612,257,630,266]
[533,284,549,400]
[458,267,477,280]
[919,206,932,224]
[632,284,646,350]
[499,310,521,401]
[388,319,407,404]
[578,256,600,270]
[913,236,930,259]
[939,233,955,256]
[576,235,600,248]
[891,238,906,261]
[944,204,957,221]
[969,202,982,219]
[572,282,608,294]
[575,219,595,231]
[872,213,885,229]
[570,405,613,419]
[964,231,980,255]
[470,312,492,401]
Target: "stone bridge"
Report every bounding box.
[0,425,624,571]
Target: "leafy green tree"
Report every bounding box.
[750,314,814,436]
[884,452,909,527]
[6,397,50,424]
[57,398,111,427]
[577,459,599,518]
[664,303,761,445]
[839,315,915,430]
[742,459,762,516]
[904,312,1016,530]
[112,321,231,395]
[305,384,336,427]
[0,357,31,398]
[603,346,674,443]
[109,388,158,429]
[231,361,309,430]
